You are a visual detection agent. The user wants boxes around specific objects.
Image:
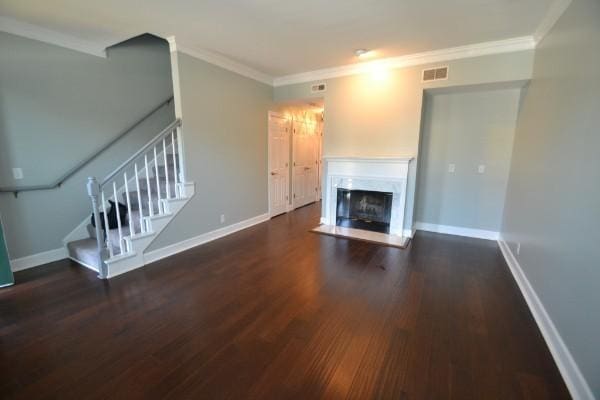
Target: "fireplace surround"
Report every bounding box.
[316,156,413,247]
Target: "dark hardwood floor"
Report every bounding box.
[0,203,570,399]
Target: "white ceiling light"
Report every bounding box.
[354,49,374,59]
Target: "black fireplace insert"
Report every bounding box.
[336,189,393,233]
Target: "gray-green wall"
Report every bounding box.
[147,52,272,251]
[274,51,534,232]
[416,87,521,231]
[0,32,174,259]
[501,0,600,395]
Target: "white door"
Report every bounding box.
[293,120,319,209]
[316,118,323,200]
[268,113,290,217]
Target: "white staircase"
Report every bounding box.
[65,119,194,278]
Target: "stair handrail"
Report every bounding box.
[0,96,174,197]
[100,119,181,188]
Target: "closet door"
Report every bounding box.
[293,120,318,209]
[316,119,323,200]
[268,113,290,217]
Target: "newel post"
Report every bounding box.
[87,177,108,279]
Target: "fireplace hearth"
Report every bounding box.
[336,189,393,233]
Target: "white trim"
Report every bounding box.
[10,247,67,272]
[143,213,269,264]
[167,36,273,85]
[533,0,573,45]
[273,36,535,86]
[0,16,107,58]
[415,222,499,240]
[498,239,594,400]
[323,156,414,163]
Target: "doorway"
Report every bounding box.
[268,100,324,217]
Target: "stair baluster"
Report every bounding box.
[154,147,161,214]
[101,191,113,258]
[113,182,124,255]
[171,131,179,198]
[176,125,186,184]
[134,163,145,233]
[124,172,134,237]
[163,137,170,200]
[144,154,154,217]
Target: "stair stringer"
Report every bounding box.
[104,181,195,278]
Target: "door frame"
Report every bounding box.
[267,111,291,217]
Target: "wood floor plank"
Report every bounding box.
[0,202,571,399]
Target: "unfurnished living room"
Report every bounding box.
[0,0,598,399]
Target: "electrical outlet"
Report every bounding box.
[220,214,225,224]
[448,164,456,173]
[12,168,23,180]
[478,165,486,174]
[516,243,521,255]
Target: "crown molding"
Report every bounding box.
[167,36,273,86]
[0,16,107,58]
[533,0,572,45]
[273,36,535,86]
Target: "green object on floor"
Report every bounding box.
[0,218,14,287]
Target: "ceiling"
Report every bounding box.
[0,0,556,77]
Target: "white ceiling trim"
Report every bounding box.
[533,0,572,45]
[167,37,273,86]
[0,15,107,58]
[273,36,535,87]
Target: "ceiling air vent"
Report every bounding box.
[422,66,449,82]
[311,82,326,93]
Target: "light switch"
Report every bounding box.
[478,165,486,174]
[12,168,23,180]
[448,164,455,173]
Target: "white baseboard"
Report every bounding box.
[498,239,594,400]
[11,247,67,272]
[143,213,270,264]
[415,222,499,240]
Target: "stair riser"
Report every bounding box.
[136,179,178,197]
[152,166,179,179]
[124,191,178,214]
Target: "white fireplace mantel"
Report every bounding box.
[321,156,413,239]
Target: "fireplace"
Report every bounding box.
[315,156,413,247]
[336,189,393,233]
